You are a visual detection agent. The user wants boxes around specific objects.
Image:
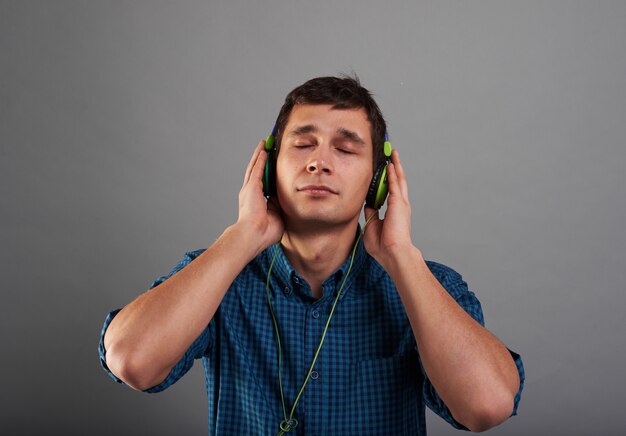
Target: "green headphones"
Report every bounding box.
[262,127,393,209]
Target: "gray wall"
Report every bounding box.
[2,1,625,435]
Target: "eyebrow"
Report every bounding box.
[337,128,366,146]
[286,124,366,146]
[286,124,318,138]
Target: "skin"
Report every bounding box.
[275,104,375,298]
[361,143,521,432]
[103,103,520,432]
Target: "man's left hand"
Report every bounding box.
[363,149,416,269]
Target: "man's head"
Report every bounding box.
[273,75,387,170]
[271,75,388,230]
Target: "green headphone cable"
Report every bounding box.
[266,213,378,435]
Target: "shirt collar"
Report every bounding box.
[264,225,368,302]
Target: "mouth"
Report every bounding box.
[298,184,338,195]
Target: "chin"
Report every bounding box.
[278,191,364,227]
[290,204,360,228]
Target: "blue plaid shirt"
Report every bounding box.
[99,232,524,435]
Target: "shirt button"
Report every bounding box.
[311,309,319,319]
[310,370,319,380]
[283,286,291,295]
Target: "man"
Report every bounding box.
[99,75,525,435]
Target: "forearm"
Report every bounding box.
[383,245,520,431]
[103,223,262,390]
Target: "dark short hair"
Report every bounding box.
[273,75,387,170]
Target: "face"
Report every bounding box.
[276,104,374,230]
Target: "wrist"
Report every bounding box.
[379,243,424,276]
[222,223,267,260]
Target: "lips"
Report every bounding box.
[298,184,338,194]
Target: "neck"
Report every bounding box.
[280,218,360,299]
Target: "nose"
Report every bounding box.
[307,146,333,175]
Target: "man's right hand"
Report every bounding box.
[235,140,285,254]
[103,140,286,391]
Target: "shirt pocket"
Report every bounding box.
[350,350,422,435]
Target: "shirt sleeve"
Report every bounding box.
[419,261,526,430]
[98,249,214,393]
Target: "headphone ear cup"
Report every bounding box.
[263,148,277,197]
[366,160,389,209]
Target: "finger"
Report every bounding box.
[387,162,408,207]
[249,142,269,185]
[386,161,399,198]
[390,149,409,201]
[391,149,409,199]
[244,140,265,185]
[243,139,265,184]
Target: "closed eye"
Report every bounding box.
[336,148,354,154]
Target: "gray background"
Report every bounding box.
[2,1,625,435]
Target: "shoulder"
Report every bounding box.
[362,255,464,287]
